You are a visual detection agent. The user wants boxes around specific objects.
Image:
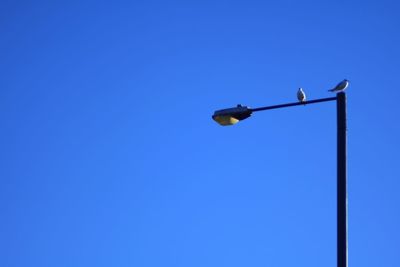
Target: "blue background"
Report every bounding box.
[1,1,400,266]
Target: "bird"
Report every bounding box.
[297,88,306,103]
[328,79,349,92]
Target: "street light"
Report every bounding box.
[212,92,348,267]
[212,104,252,126]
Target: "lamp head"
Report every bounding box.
[212,104,252,126]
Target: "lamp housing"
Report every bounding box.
[212,105,252,126]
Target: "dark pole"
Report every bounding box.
[251,96,336,112]
[213,93,348,265]
[337,92,347,267]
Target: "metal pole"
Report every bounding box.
[251,96,336,112]
[337,92,348,267]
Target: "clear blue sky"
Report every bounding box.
[1,1,400,266]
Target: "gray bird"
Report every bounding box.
[328,79,349,92]
[297,88,306,103]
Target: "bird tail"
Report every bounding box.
[328,88,335,92]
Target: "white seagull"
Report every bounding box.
[297,88,306,103]
[329,79,349,92]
